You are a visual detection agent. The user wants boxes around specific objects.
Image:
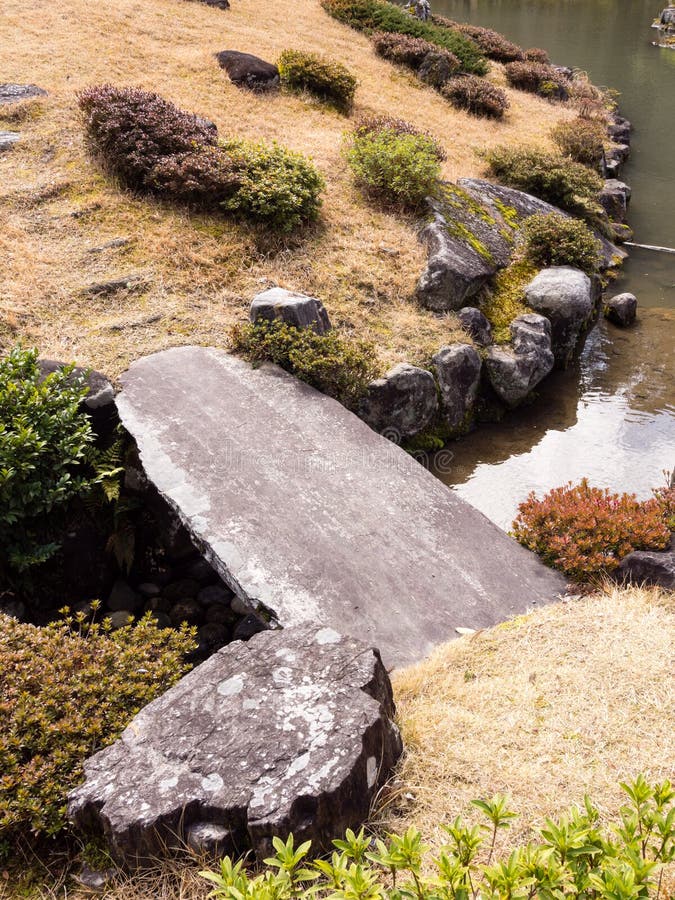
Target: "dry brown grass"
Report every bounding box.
[0,0,573,378]
[383,584,675,884]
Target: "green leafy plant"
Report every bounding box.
[522,212,602,273]
[353,114,446,159]
[201,778,675,899]
[432,16,525,62]
[230,320,378,409]
[345,127,441,209]
[512,479,674,581]
[441,74,509,119]
[277,50,358,113]
[0,609,195,848]
[552,116,607,171]
[320,0,488,75]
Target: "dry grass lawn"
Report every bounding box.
[0,0,573,379]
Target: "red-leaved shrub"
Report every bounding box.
[512,479,674,581]
[457,23,525,62]
[372,31,439,68]
[524,46,550,64]
[504,60,568,100]
[441,74,509,119]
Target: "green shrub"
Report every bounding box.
[231,320,378,409]
[441,74,509,119]
[551,116,607,170]
[432,17,525,62]
[320,0,488,74]
[277,50,357,113]
[345,128,441,209]
[504,60,568,100]
[353,114,446,159]
[0,610,195,847]
[222,139,325,232]
[0,347,104,579]
[522,213,602,273]
[513,479,674,581]
[201,777,675,899]
[484,145,604,223]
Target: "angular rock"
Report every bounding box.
[432,344,482,430]
[599,179,631,223]
[524,267,594,366]
[359,363,438,440]
[611,222,634,244]
[485,314,555,406]
[67,626,403,866]
[115,347,567,667]
[0,131,20,152]
[201,0,230,8]
[660,7,675,26]
[617,539,675,590]
[38,359,116,439]
[107,579,141,613]
[604,292,638,327]
[457,307,492,346]
[607,116,632,145]
[216,50,279,92]
[250,287,331,334]
[0,83,47,105]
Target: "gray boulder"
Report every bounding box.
[485,314,555,407]
[607,117,632,145]
[617,538,675,590]
[432,344,482,430]
[660,7,675,26]
[0,131,20,152]
[604,292,637,327]
[524,267,594,367]
[38,359,116,438]
[68,626,403,867]
[359,363,437,440]
[216,51,279,91]
[250,287,331,334]
[0,83,47,105]
[457,307,492,345]
[599,179,631,223]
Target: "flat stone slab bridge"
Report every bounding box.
[117,347,566,669]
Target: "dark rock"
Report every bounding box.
[604,144,630,178]
[163,578,200,603]
[611,222,634,244]
[359,363,438,440]
[432,344,482,430]
[617,542,675,589]
[138,582,161,597]
[169,599,203,626]
[0,131,20,152]
[216,50,279,92]
[107,579,141,613]
[202,0,230,8]
[38,359,116,439]
[485,314,555,406]
[233,613,268,641]
[206,604,240,626]
[524,267,594,366]
[604,292,638,327]
[197,622,230,653]
[457,307,492,346]
[186,822,235,857]
[599,179,631,223]
[74,865,116,891]
[108,610,134,629]
[85,274,147,297]
[608,118,632,145]
[184,558,217,582]
[0,83,47,105]
[67,626,403,867]
[250,287,331,334]
[148,611,172,629]
[418,51,457,88]
[0,598,26,620]
[198,584,233,606]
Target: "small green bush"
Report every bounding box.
[353,114,446,159]
[485,145,604,223]
[523,213,602,273]
[320,0,488,74]
[513,479,674,581]
[441,74,509,119]
[277,50,357,113]
[0,347,103,579]
[551,116,607,170]
[504,60,568,100]
[345,128,441,209]
[433,17,525,62]
[231,320,378,409]
[201,777,675,900]
[222,139,325,232]
[0,610,195,847]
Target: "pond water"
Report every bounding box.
[429,0,675,529]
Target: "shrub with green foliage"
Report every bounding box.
[0,347,110,580]
[78,85,324,230]
[201,777,675,900]
[552,116,607,170]
[0,609,195,847]
[504,60,568,100]
[345,127,441,209]
[522,213,601,273]
[231,320,378,409]
[441,74,509,119]
[277,50,357,113]
[513,479,674,581]
[432,17,525,62]
[353,114,446,159]
[320,0,488,74]
[485,145,604,223]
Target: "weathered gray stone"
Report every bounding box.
[617,539,675,589]
[660,7,675,26]
[604,292,638,327]
[485,314,555,406]
[432,344,482,430]
[216,50,279,91]
[359,363,438,440]
[457,307,492,345]
[67,626,403,866]
[0,131,20,152]
[524,267,594,366]
[250,288,331,334]
[0,83,47,105]
[607,118,632,145]
[115,348,567,666]
[107,579,141,613]
[599,179,631,223]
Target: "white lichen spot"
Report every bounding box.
[315,627,341,645]
[159,776,178,792]
[366,756,377,789]
[201,773,224,793]
[242,698,258,710]
[286,752,311,778]
[217,675,244,697]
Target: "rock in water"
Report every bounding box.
[524,267,594,367]
[68,626,403,867]
[432,344,482,430]
[604,292,637,327]
[485,314,555,406]
[359,363,438,439]
[250,287,331,334]
[216,50,280,91]
[617,539,675,590]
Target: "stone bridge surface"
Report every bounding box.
[116,347,567,669]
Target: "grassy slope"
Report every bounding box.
[0,0,572,379]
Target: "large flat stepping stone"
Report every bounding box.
[68,625,402,866]
[116,347,567,668]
